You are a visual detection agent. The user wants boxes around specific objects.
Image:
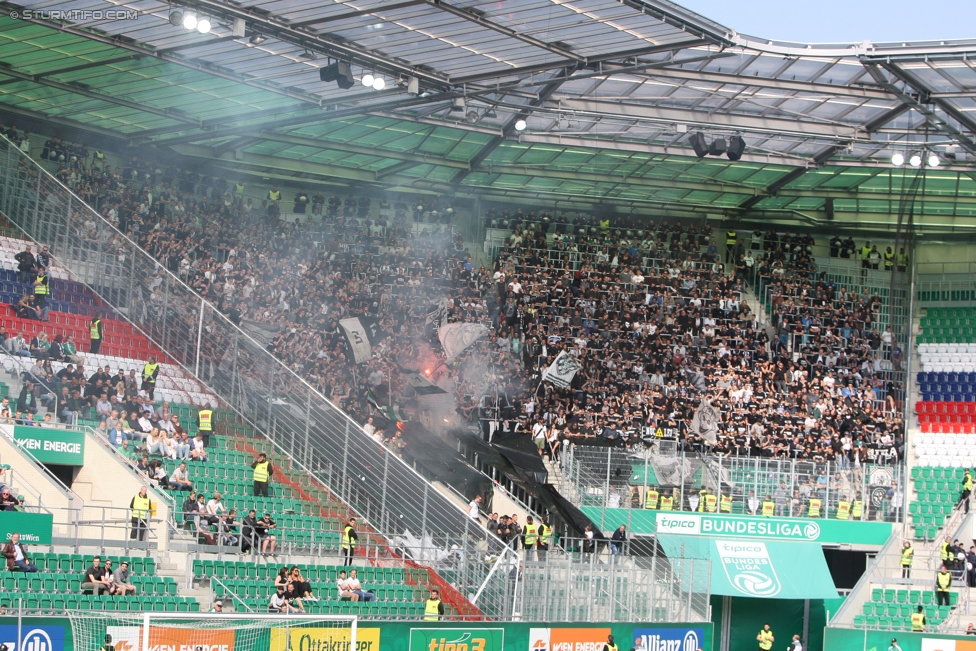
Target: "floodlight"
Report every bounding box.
[196,18,211,34]
[514,119,527,131]
[362,73,374,87]
[182,13,197,30]
[371,76,385,90]
[909,153,922,167]
[891,152,904,166]
[928,153,940,168]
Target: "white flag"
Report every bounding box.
[438,322,489,360]
[340,317,372,364]
[690,398,720,444]
[543,351,582,388]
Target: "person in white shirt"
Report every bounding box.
[206,493,226,520]
[347,569,375,602]
[467,496,482,521]
[747,490,760,516]
[268,585,288,612]
[788,635,803,651]
[336,570,360,601]
[191,433,208,461]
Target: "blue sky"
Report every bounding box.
[675,0,976,43]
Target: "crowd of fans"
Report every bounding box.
[5,121,905,476]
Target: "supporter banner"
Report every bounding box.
[438,323,489,360]
[269,627,380,651]
[358,316,388,346]
[542,351,582,388]
[0,625,66,651]
[689,398,719,444]
[408,628,504,651]
[528,627,610,651]
[426,298,449,330]
[404,373,448,395]
[13,426,85,466]
[0,511,54,545]
[586,507,894,546]
[340,318,372,364]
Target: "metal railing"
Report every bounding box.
[0,134,518,621]
[557,445,907,530]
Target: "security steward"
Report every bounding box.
[603,635,618,651]
[725,228,737,263]
[897,248,909,273]
[129,486,151,542]
[251,452,273,497]
[659,492,674,511]
[937,565,953,606]
[101,635,115,651]
[142,355,160,401]
[341,517,358,566]
[720,492,733,513]
[197,404,214,447]
[960,470,973,514]
[89,316,103,354]
[757,624,774,651]
[941,536,952,565]
[645,487,659,510]
[522,516,539,557]
[901,541,914,578]
[538,517,553,555]
[33,265,49,321]
[424,588,444,621]
[884,247,895,271]
[911,605,926,631]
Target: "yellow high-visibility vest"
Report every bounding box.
[884,251,894,268]
[697,490,707,512]
[252,461,270,483]
[342,525,357,550]
[34,274,49,295]
[758,630,773,651]
[726,231,737,246]
[851,500,863,519]
[645,489,659,510]
[836,501,850,520]
[761,501,774,517]
[523,523,538,546]
[539,524,552,546]
[198,410,213,432]
[705,494,717,513]
[860,246,871,260]
[660,496,674,511]
[808,498,822,517]
[131,495,151,519]
[143,362,159,382]
[941,542,951,561]
[268,190,281,201]
[901,546,914,567]
[937,572,952,591]
[911,612,924,631]
[965,475,973,491]
[89,319,101,340]
[424,599,441,621]
[720,495,732,513]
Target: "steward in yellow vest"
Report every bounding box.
[901,541,914,578]
[757,625,773,651]
[808,498,822,518]
[603,635,618,651]
[33,268,49,321]
[720,494,732,513]
[129,487,151,542]
[141,355,159,400]
[940,538,951,563]
[705,493,718,513]
[697,489,708,512]
[660,495,674,511]
[911,606,925,631]
[251,452,273,497]
[897,250,909,272]
[884,248,894,270]
[523,517,539,548]
[197,406,213,446]
[538,519,553,550]
[645,488,659,510]
[761,500,774,517]
[341,518,358,565]
[851,500,863,520]
[424,589,443,621]
[836,501,850,520]
[89,317,103,354]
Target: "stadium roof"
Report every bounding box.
[1,0,976,222]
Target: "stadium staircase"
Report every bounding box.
[0,134,514,620]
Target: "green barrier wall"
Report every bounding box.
[0,510,54,544]
[0,618,714,651]
[823,626,976,650]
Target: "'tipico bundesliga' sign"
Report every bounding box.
[656,512,821,541]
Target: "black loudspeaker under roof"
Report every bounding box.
[689,132,708,158]
[727,135,745,161]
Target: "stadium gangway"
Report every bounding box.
[0,133,520,621]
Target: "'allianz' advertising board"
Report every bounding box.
[0,626,66,651]
[634,628,706,651]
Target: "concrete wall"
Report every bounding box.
[71,430,171,550]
